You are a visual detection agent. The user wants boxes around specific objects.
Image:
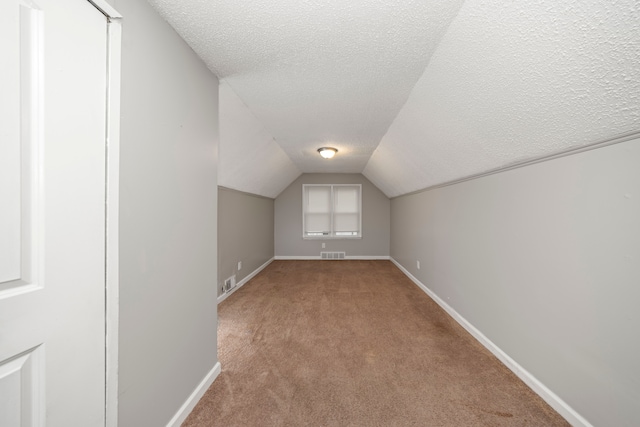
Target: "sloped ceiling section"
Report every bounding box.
[145,0,465,174]
[219,81,301,198]
[147,0,638,199]
[364,0,640,197]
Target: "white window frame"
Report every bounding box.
[302,184,362,239]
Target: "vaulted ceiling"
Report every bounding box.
[147,0,639,198]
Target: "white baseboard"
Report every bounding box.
[217,257,274,304]
[274,255,390,260]
[390,258,592,427]
[274,256,321,260]
[346,255,390,260]
[166,361,221,427]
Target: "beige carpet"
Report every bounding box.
[183,260,568,426]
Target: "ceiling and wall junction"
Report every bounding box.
[147,0,639,198]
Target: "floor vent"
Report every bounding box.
[223,275,236,292]
[321,251,346,260]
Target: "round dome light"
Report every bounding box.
[317,147,338,159]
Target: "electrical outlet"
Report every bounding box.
[237,261,242,271]
[322,243,325,249]
[417,260,420,270]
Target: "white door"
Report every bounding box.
[0,0,108,425]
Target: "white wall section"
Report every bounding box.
[219,81,300,198]
[390,138,640,426]
[114,0,219,425]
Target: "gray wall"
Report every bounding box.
[218,187,274,297]
[115,0,219,425]
[391,138,640,427]
[275,174,390,257]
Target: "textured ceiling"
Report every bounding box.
[146,0,465,177]
[148,0,640,198]
[364,0,640,197]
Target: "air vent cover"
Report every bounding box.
[321,251,346,260]
[224,275,236,292]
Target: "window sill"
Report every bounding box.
[303,236,362,240]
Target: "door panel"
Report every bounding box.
[0,4,25,286]
[0,3,42,296]
[0,1,108,425]
[0,347,43,427]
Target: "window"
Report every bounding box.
[303,184,361,238]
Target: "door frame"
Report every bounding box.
[85,1,122,426]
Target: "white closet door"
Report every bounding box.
[0,0,108,425]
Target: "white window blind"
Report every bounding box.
[333,186,359,236]
[304,185,331,235]
[303,184,361,238]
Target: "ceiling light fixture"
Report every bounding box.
[317,147,338,159]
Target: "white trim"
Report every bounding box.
[87,0,122,19]
[302,236,362,240]
[345,256,389,260]
[218,186,274,201]
[390,258,593,427]
[274,256,390,260]
[103,12,122,427]
[165,362,221,427]
[392,130,640,199]
[217,258,274,304]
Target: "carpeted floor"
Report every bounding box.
[183,260,569,426]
